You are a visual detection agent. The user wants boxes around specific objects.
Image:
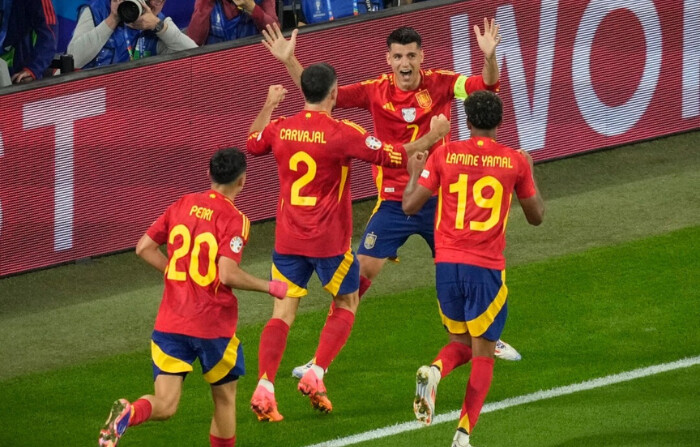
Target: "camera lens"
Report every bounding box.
[117,1,142,23]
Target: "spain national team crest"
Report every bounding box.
[401,107,416,123]
[230,236,244,253]
[364,232,377,250]
[415,89,433,109]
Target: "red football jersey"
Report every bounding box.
[418,137,536,270]
[337,69,499,201]
[146,190,250,338]
[247,110,407,257]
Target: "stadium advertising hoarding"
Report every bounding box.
[0,0,698,276]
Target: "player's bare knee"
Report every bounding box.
[358,255,385,280]
[448,332,472,346]
[333,292,359,313]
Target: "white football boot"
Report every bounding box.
[494,339,522,361]
[413,365,441,425]
[451,428,473,447]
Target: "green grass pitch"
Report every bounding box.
[0,131,698,446]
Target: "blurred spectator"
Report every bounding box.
[295,0,381,26]
[187,0,277,45]
[67,0,197,69]
[0,0,58,85]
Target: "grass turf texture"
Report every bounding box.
[0,131,698,380]
[0,226,698,446]
[0,130,698,445]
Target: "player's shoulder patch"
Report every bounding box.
[365,135,382,151]
[340,119,367,135]
[230,236,244,254]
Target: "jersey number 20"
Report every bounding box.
[166,225,218,287]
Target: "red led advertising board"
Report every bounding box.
[0,0,697,276]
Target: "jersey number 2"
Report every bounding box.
[290,151,318,206]
[448,174,503,231]
[166,224,218,287]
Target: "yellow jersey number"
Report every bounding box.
[289,151,318,206]
[166,224,218,287]
[448,174,503,231]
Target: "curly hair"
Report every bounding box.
[210,147,246,184]
[464,90,502,130]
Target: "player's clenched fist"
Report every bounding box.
[266,84,287,109]
[430,113,450,139]
[407,151,427,176]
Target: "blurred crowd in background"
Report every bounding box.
[0,0,428,87]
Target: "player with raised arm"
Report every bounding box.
[246,63,450,421]
[260,21,522,378]
[403,90,544,446]
[98,148,288,447]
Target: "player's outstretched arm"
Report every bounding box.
[402,114,450,156]
[474,18,501,86]
[135,233,168,273]
[219,257,288,299]
[402,152,433,215]
[262,23,304,89]
[249,84,287,134]
[517,149,545,226]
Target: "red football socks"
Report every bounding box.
[128,398,152,427]
[313,307,355,369]
[358,275,372,298]
[432,341,473,377]
[257,318,290,382]
[209,434,235,447]
[458,356,495,434]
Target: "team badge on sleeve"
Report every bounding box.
[401,108,416,123]
[230,236,244,253]
[365,136,382,151]
[420,169,430,179]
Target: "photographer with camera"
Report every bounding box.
[67,0,196,70]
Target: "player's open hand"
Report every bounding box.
[430,113,450,138]
[407,151,427,176]
[266,84,287,109]
[474,18,501,60]
[262,23,297,64]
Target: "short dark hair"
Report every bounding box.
[386,26,422,48]
[209,147,246,184]
[301,63,337,104]
[464,90,503,130]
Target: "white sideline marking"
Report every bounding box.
[304,356,700,447]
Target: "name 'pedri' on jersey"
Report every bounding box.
[146,190,251,339]
[247,110,407,258]
[337,69,500,201]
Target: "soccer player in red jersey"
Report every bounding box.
[97,148,288,447]
[246,63,449,420]
[403,90,544,446]
[260,21,522,376]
